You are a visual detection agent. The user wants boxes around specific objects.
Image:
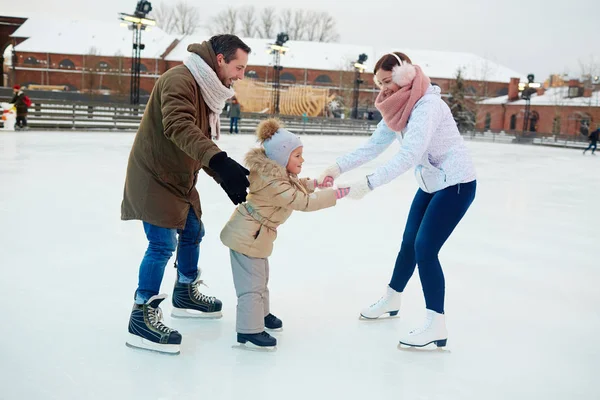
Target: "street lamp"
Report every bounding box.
[119,1,156,105]
[351,53,368,119]
[521,73,538,134]
[268,33,289,115]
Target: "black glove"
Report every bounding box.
[208,152,250,205]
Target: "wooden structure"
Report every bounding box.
[233,79,335,117]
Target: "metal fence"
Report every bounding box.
[2,97,594,149]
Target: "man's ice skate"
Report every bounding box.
[398,309,448,348]
[264,313,283,331]
[235,331,277,351]
[171,275,223,318]
[359,286,402,319]
[126,294,182,355]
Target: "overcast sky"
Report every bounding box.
[3,0,597,80]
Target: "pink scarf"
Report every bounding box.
[375,65,431,132]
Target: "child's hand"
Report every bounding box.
[314,178,334,189]
[334,187,350,199]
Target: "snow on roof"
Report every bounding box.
[11,16,524,82]
[166,36,525,83]
[12,17,177,59]
[479,87,600,107]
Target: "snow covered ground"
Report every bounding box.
[0,131,597,400]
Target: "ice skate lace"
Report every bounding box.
[369,296,387,308]
[409,314,434,335]
[192,280,216,304]
[148,306,174,334]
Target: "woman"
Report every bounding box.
[319,52,477,348]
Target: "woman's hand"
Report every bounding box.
[317,164,342,188]
[337,177,372,200]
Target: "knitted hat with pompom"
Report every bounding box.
[256,118,303,167]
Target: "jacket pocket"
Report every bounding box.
[158,172,194,196]
[415,164,447,193]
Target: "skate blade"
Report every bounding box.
[232,342,277,352]
[126,334,180,355]
[171,308,223,319]
[359,310,399,321]
[397,339,450,352]
[265,327,283,332]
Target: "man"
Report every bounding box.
[122,35,251,354]
[10,85,29,130]
[583,126,599,155]
[228,97,241,134]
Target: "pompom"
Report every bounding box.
[256,118,281,142]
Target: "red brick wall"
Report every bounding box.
[12,50,511,111]
[477,103,600,135]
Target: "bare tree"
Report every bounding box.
[151,3,176,33]
[151,1,200,35]
[239,6,257,37]
[83,46,99,95]
[289,10,306,40]
[315,12,339,42]
[278,9,293,34]
[305,11,320,42]
[208,7,239,35]
[112,50,128,97]
[259,7,276,38]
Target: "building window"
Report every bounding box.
[496,88,508,96]
[510,114,517,130]
[568,86,580,98]
[58,59,75,69]
[139,64,148,72]
[580,119,591,135]
[484,113,491,131]
[24,56,39,65]
[314,74,333,84]
[245,70,259,79]
[280,72,296,83]
[529,111,539,132]
[552,117,561,134]
[97,61,110,70]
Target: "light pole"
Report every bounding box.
[521,73,538,134]
[351,54,368,119]
[119,1,155,105]
[268,33,289,115]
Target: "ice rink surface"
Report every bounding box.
[0,131,597,400]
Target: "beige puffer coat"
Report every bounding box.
[220,148,337,258]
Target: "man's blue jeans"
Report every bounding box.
[135,208,205,304]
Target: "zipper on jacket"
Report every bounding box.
[418,168,429,192]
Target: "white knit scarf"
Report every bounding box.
[183,53,235,140]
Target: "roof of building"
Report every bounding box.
[11,16,525,83]
[11,17,176,59]
[479,87,600,107]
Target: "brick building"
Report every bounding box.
[477,78,600,136]
[4,16,525,113]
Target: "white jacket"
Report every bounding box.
[336,85,476,193]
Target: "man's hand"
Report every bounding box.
[208,152,250,204]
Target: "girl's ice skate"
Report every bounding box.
[399,309,448,348]
[264,313,283,331]
[235,331,277,351]
[360,286,402,319]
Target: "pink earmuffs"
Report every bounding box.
[374,53,417,88]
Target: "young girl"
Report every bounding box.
[220,119,349,349]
